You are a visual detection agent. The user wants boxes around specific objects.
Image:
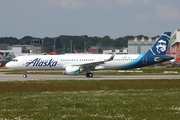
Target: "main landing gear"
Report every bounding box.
[86,72,93,78]
[23,70,27,78]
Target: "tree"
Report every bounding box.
[0,37,18,45]
[19,36,34,45]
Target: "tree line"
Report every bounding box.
[0,35,158,53]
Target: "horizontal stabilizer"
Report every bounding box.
[154,56,174,62]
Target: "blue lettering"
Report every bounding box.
[38,60,44,66]
[26,58,58,67]
[43,60,48,66]
[36,58,41,66]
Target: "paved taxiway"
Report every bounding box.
[0,72,180,81]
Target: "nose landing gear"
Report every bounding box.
[23,70,27,78]
[86,73,93,78]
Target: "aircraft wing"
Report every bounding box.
[74,53,115,70]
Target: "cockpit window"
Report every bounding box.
[13,59,18,62]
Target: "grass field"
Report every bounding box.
[0,80,180,119]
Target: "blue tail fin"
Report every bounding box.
[145,32,171,55]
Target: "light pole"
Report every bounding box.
[74,44,76,52]
[54,37,56,52]
[70,40,72,53]
[63,44,65,54]
[84,42,86,53]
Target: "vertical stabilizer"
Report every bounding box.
[145,32,171,55]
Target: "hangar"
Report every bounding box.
[128,37,157,54]
[170,29,180,63]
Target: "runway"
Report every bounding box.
[1,72,180,81]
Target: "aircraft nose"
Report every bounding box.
[5,62,12,69]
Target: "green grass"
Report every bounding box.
[0,80,180,119]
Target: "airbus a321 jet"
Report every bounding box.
[6,32,174,78]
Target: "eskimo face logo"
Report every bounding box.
[156,40,167,53]
[26,58,57,67]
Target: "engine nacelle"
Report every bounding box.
[63,66,83,75]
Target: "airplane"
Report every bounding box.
[5,32,174,78]
[0,51,15,67]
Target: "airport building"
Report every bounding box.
[103,48,128,54]
[11,39,43,56]
[11,45,33,56]
[31,39,44,54]
[128,37,157,54]
[0,39,44,56]
[0,43,10,50]
[170,29,180,63]
[87,46,128,54]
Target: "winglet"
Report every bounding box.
[106,53,115,61]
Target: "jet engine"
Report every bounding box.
[63,66,83,75]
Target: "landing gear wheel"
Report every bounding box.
[86,73,93,78]
[23,70,27,78]
[23,74,27,78]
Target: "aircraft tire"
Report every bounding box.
[23,74,27,78]
[89,73,93,78]
[86,73,93,78]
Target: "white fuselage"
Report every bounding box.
[6,54,140,70]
